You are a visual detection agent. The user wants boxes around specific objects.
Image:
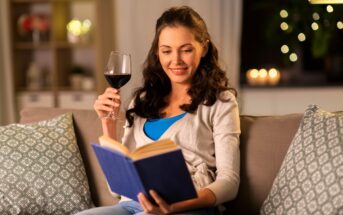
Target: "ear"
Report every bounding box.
[202,40,209,57]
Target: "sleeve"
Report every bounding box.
[205,91,241,205]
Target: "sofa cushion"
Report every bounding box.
[20,107,121,206]
[261,105,343,215]
[0,113,93,214]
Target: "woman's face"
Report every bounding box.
[158,25,206,86]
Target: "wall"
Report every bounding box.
[240,87,343,115]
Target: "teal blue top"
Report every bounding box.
[143,112,187,141]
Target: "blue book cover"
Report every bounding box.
[92,143,197,204]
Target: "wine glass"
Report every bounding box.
[103,51,131,120]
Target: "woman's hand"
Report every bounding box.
[138,190,173,215]
[138,188,216,214]
[94,87,121,138]
[93,87,121,119]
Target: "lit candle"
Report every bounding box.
[267,68,281,85]
[258,69,268,85]
[246,69,259,86]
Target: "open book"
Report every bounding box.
[98,135,179,160]
[92,136,197,204]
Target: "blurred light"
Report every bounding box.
[280,22,289,31]
[281,45,289,54]
[289,53,298,62]
[67,19,82,36]
[268,68,281,85]
[312,12,320,20]
[311,22,319,30]
[81,19,92,34]
[246,69,259,86]
[268,68,278,78]
[337,21,343,29]
[280,10,288,18]
[249,69,259,78]
[326,5,334,13]
[298,33,306,42]
[259,69,268,78]
[309,0,343,3]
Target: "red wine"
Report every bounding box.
[105,74,131,89]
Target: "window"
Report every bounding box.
[240,0,343,87]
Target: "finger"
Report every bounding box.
[101,92,121,101]
[138,193,155,213]
[105,87,119,94]
[150,190,169,213]
[137,193,147,212]
[138,193,151,213]
[96,103,115,113]
[99,98,120,108]
[97,93,121,108]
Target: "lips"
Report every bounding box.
[170,67,188,75]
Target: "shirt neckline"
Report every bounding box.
[137,112,191,142]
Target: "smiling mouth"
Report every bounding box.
[170,67,187,75]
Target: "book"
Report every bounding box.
[91,135,197,204]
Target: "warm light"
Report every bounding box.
[337,21,343,29]
[280,22,289,31]
[311,22,319,30]
[66,19,92,44]
[281,45,289,54]
[326,5,334,13]
[268,68,278,78]
[259,69,268,78]
[298,33,306,42]
[67,19,82,36]
[81,19,92,34]
[246,69,259,85]
[247,68,281,86]
[268,68,281,85]
[258,69,268,85]
[309,0,343,4]
[312,12,320,20]
[280,10,288,18]
[289,53,298,62]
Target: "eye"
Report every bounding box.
[182,49,193,53]
[161,50,171,55]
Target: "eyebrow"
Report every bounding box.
[159,43,193,49]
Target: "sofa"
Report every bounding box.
[16,106,342,214]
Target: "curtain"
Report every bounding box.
[112,0,242,106]
[0,0,16,125]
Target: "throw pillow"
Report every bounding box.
[0,113,93,215]
[261,105,343,215]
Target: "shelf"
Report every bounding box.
[14,42,51,49]
[11,0,51,4]
[8,0,113,114]
[53,41,94,49]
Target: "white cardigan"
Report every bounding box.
[121,91,241,205]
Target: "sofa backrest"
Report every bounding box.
[20,107,303,214]
[226,114,302,214]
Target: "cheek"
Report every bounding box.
[187,53,202,67]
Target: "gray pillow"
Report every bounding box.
[0,113,93,214]
[261,105,343,215]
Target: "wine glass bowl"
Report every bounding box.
[103,51,131,120]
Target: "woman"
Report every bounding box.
[79,6,240,215]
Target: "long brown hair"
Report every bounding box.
[126,6,236,126]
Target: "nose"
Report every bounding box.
[172,51,182,64]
